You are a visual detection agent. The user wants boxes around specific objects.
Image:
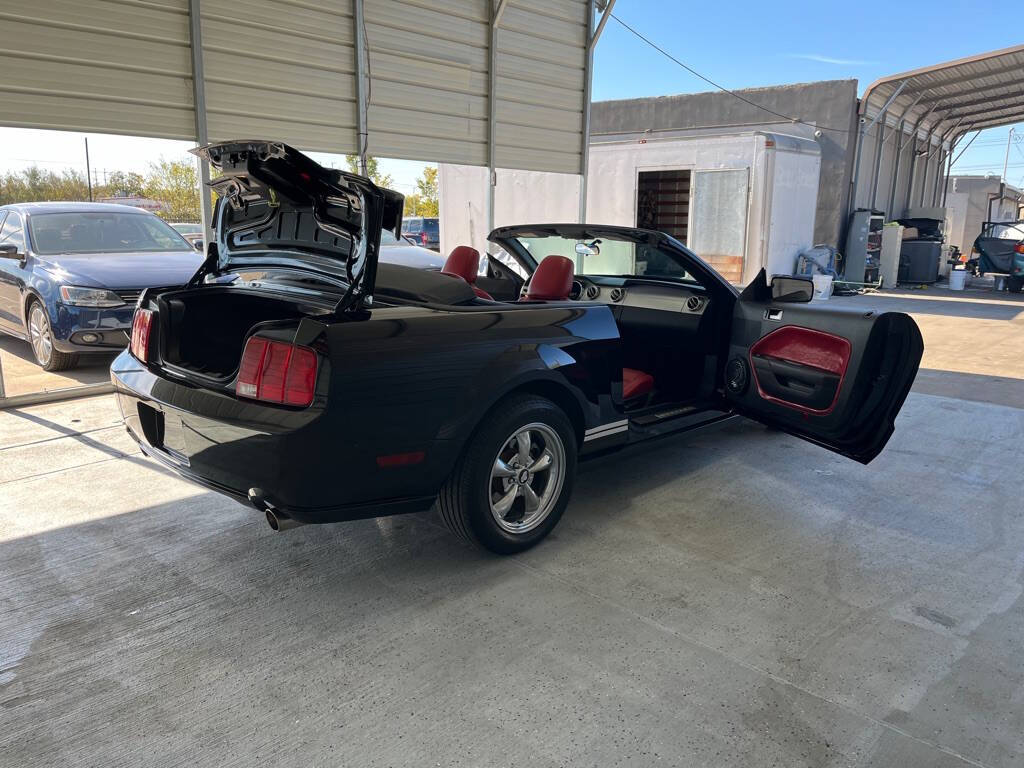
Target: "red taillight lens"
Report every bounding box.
[420,231,428,245]
[1014,243,1024,255]
[236,336,318,407]
[130,309,153,363]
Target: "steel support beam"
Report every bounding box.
[354,0,368,175]
[848,81,905,217]
[590,0,616,51]
[188,0,212,240]
[487,0,502,234]
[868,112,888,208]
[882,94,925,216]
[578,0,596,223]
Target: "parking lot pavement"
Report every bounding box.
[1,336,115,398]
[2,292,1022,767]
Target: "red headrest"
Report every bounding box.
[525,255,575,301]
[441,246,481,285]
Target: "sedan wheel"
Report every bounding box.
[438,395,577,554]
[26,301,78,372]
[28,303,53,366]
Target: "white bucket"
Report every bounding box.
[949,269,967,291]
[812,274,833,301]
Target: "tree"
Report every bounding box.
[105,170,146,198]
[344,154,393,189]
[144,159,200,222]
[410,166,438,217]
[0,167,90,205]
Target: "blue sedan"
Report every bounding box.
[0,202,204,371]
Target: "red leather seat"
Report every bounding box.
[622,367,654,400]
[521,255,574,301]
[442,246,493,300]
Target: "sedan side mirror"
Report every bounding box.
[193,239,204,252]
[771,275,814,303]
[0,243,22,259]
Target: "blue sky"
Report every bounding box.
[594,1,1024,186]
[1,2,1021,190]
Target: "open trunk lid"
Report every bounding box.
[190,140,404,312]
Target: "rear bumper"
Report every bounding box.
[111,351,437,523]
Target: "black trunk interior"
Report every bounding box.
[158,289,317,379]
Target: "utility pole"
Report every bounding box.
[1003,127,1015,182]
[84,137,93,201]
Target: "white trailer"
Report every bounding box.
[439,131,821,286]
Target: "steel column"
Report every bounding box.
[868,114,887,208]
[354,0,368,175]
[487,0,502,235]
[848,81,906,217]
[880,95,923,216]
[188,0,212,239]
[578,0,596,223]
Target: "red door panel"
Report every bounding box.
[749,326,852,415]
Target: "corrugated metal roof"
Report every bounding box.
[862,44,1024,141]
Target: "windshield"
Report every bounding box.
[172,223,203,235]
[380,229,401,245]
[29,212,191,255]
[511,233,692,281]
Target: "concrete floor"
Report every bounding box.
[0,335,114,398]
[1,287,1022,767]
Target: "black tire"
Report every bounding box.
[1008,277,1023,294]
[26,299,79,372]
[437,395,577,554]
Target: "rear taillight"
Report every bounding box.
[420,231,428,246]
[236,336,318,407]
[1015,243,1024,255]
[130,309,153,363]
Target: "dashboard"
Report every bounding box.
[521,274,710,317]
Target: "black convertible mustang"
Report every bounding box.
[112,141,923,554]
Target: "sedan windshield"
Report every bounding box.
[512,232,692,281]
[29,212,191,255]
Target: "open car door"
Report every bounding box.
[723,272,923,464]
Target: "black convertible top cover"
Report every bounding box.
[374,262,477,305]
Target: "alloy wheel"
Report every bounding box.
[28,304,53,366]
[488,422,566,534]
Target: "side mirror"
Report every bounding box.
[193,239,204,252]
[771,275,814,303]
[0,243,22,259]
[575,241,600,257]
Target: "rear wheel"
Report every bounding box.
[437,395,577,554]
[1008,276,1023,293]
[27,300,78,372]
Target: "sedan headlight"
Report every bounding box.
[59,286,125,308]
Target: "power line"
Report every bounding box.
[608,13,851,134]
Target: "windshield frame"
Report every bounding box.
[489,224,728,289]
[28,210,193,255]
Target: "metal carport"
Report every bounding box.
[0,0,615,236]
[849,44,1024,219]
[0,0,615,408]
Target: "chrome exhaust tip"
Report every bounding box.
[265,508,306,532]
[249,487,306,532]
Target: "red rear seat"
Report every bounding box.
[622,367,654,400]
[441,246,493,300]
